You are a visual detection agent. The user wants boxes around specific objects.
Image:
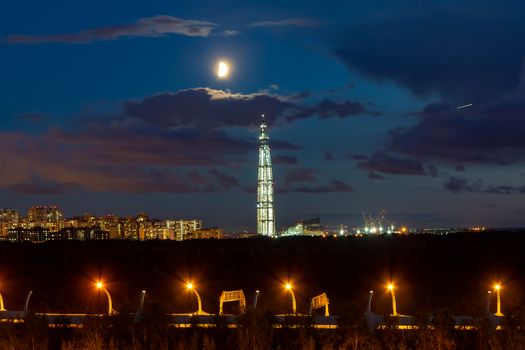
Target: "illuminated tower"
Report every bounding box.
[257,115,275,236]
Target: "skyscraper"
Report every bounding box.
[257,115,275,236]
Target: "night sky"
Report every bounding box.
[1,0,525,231]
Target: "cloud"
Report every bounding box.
[335,13,525,102]
[16,113,47,122]
[243,180,354,194]
[354,151,431,177]
[6,168,202,194]
[389,91,525,164]
[124,88,370,128]
[293,180,354,193]
[124,88,295,128]
[249,18,319,28]
[484,185,525,195]
[454,164,466,172]
[287,99,366,121]
[208,169,238,189]
[48,124,256,166]
[0,122,255,194]
[284,167,317,186]
[219,29,240,37]
[323,151,335,161]
[443,177,483,193]
[427,164,438,178]
[367,172,385,180]
[273,155,298,165]
[241,185,257,194]
[7,175,80,195]
[186,170,209,185]
[6,16,219,44]
[1,86,372,195]
[443,176,525,194]
[289,91,311,100]
[326,83,355,94]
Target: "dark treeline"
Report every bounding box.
[1,233,525,315]
[2,233,525,349]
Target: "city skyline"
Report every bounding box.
[0,205,219,241]
[1,1,525,230]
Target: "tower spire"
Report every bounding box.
[257,114,275,236]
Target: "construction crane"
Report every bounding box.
[359,210,395,235]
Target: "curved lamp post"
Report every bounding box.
[387,283,398,316]
[367,290,374,312]
[494,284,503,316]
[0,290,5,311]
[285,283,297,314]
[138,290,146,313]
[486,290,492,314]
[96,281,116,315]
[253,290,260,309]
[186,282,206,315]
[24,290,33,315]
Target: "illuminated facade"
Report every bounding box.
[257,115,275,236]
[166,219,202,241]
[26,205,64,231]
[189,227,223,239]
[0,209,19,238]
[281,218,326,237]
[27,205,63,222]
[7,227,51,242]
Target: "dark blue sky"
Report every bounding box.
[1,0,525,230]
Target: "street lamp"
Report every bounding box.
[186,282,205,315]
[486,290,492,314]
[494,284,503,316]
[285,283,297,314]
[96,281,116,315]
[0,289,5,311]
[387,283,398,316]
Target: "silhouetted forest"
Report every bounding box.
[1,233,525,314]
[2,232,525,349]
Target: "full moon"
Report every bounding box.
[216,61,230,79]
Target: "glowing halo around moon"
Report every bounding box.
[216,60,230,79]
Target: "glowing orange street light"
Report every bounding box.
[284,283,297,314]
[387,283,398,316]
[0,289,5,312]
[96,281,116,315]
[493,283,503,316]
[186,282,205,315]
